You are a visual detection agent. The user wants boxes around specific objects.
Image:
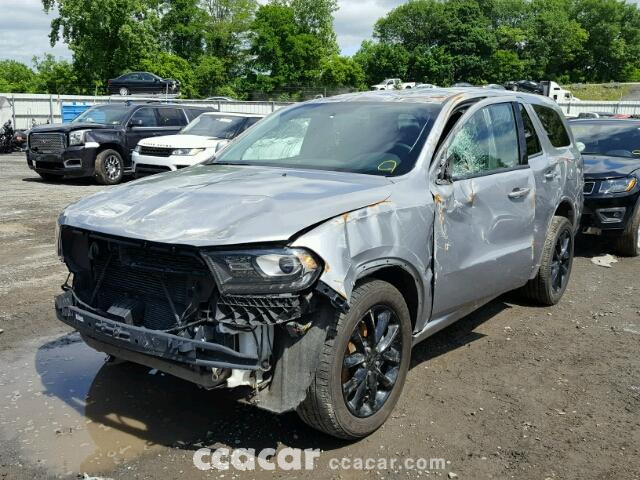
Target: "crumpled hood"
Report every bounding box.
[138,134,222,149]
[60,164,395,246]
[583,154,640,179]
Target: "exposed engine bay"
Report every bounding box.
[55,226,341,412]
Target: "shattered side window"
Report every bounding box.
[449,103,520,178]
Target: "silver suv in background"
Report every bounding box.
[54,89,582,439]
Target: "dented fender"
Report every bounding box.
[292,179,435,334]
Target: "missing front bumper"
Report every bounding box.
[55,291,262,371]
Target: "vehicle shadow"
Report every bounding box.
[410,300,507,367]
[34,336,352,456]
[22,176,134,186]
[573,232,616,259]
[34,302,510,456]
[22,177,96,186]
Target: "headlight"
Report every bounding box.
[68,129,89,146]
[134,145,142,153]
[172,148,205,156]
[201,248,322,294]
[599,177,637,194]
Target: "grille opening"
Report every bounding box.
[30,133,65,153]
[139,146,174,157]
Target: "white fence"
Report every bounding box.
[4,93,640,129]
[0,93,294,129]
[557,100,640,116]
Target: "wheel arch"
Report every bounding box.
[354,260,425,333]
[554,198,576,227]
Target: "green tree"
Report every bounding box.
[193,55,229,97]
[368,0,498,84]
[249,3,326,92]
[288,0,339,55]
[42,0,161,83]
[0,60,36,92]
[139,51,196,97]
[31,55,79,94]
[522,0,587,81]
[353,41,410,87]
[160,0,208,62]
[571,0,640,82]
[319,55,365,89]
[202,0,257,60]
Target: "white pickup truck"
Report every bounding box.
[371,78,416,90]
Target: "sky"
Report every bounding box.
[0,0,406,64]
[1,0,639,65]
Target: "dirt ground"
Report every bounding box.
[0,152,639,480]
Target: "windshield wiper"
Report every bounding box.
[210,161,247,166]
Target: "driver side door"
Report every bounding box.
[431,100,536,318]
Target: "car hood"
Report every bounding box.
[30,123,116,134]
[60,164,395,246]
[583,154,640,179]
[138,134,222,149]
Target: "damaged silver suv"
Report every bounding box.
[55,89,583,439]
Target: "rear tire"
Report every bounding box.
[297,279,412,439]
[119,87,129,96]
[615,201,640,257]
[521,216,574,306]
[94,149,124,185]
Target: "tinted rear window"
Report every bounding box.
[532,105,571,148]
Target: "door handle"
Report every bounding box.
[544,171,557,180]
[508,187,531,199]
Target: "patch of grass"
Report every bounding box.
[564,83,635,101]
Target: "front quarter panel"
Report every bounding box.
[291,179,434,333]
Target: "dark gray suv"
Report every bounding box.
[54,89,583,439]
[27,103,214,184]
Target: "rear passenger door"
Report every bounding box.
[431,100,536,317]
[156,107,188,131]
[527,104,580,261]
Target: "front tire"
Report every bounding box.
[297,279,412,439]
[94,149,124,185]
[522,216,574,305]
[615,201,640,257]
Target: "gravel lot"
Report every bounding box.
[1,152,639,480]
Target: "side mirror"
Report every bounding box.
[129,119,144,128]
[215,140,230,153]
[576,141,586,153]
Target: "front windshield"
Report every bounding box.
[211,101,441,176]
[571,122,640,158]
[72,105,131,125]
[181,115,246,138]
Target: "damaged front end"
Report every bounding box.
[55,225,341,412]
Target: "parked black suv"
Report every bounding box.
[27,103,215,184]
[569,118,640,256]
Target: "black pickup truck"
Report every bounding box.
[27,103,215,184]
